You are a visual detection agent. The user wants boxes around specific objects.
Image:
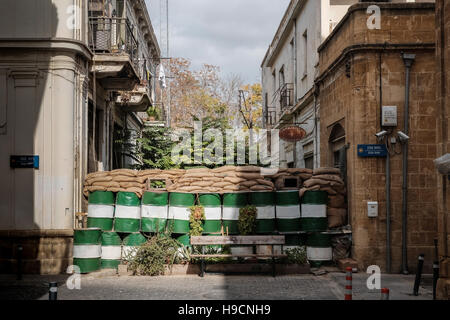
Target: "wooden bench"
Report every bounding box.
[190,236,287,277]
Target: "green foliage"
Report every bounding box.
[189,206,205,237]
[136,126,177,170]
[150,180,166,189]
[284,247,307,265]
[127,234,187,276]
[238,205,257,235]
[146,106,161,120]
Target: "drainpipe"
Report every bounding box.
[293,18,298,102]
[380,51,392,274]
[401,53,415,275]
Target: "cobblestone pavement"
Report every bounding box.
[0,272,433,300]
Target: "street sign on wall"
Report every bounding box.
[10,155,39,169]
[357,145,387,158]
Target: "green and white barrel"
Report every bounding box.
[73,228,102,274]
[250,191,276,234]
[283,234,306,253]
[168,193,195,234]
[122,233,147,261]
[301,191,328,232]
[306,233,332,268]
[198,193,222,234]
[176,234,191,247]
[141,191,168,233]
[87,191,115,231]
[101,232,122,269]
[276,190,301,232]
[114,192,141,233]
[222,193,248,235]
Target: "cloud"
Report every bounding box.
[145,0,290,83]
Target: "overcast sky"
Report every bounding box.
[145,0,290,83]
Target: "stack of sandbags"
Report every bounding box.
[166,166,275,194]
[299,167,347,228]
[267,168,313,190]
[83,171,115,197]
[138,168,186,190]
[109,169,144,198]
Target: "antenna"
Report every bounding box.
[160,0,171,127]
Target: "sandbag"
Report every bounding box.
[250,185,273,191]
[87,186,107,192]
[211,166,237,173]
[320,187,338,195]
[328,195,346,208]
[298,173,313,180]
[137,169,161,176]
[85,175,113,185]
[110,169,138,177]
[240,180,259,188]
[235,166,260,172]
[288,168,313,174]
[184,172,214,178]
[303,178,331,188]
[191,181,213,187]
[314,174,344,184]
[313,168,341,175]
[224,177,246,184]
[235,173,263,180]
[86,171,110,180]
[92,181,121,188]
[119,182,145,189]
[257,179,274,188]
[327,208,347,228]
[109,187,127,193]
[213,182,233,188]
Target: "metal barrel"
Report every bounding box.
[222,193,248,235]
[100,231,122,270]
[176,234,191,247]
[141,191,168,233]
[122,233,147,261]
[114,192,141,233]
[168,193,195,234]
[249,191,276,234]
[282,234,306,253]
[87,191,115,231]
[306,232,332,268]
[276,190,301,232]
[198,193,222,234]
[301,191,328,232]
[73,228,102,273]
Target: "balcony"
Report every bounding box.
[264,107,277,128]
[89,17,140,91]
[280,83,294,113]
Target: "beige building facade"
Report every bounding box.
[0,0,160,274]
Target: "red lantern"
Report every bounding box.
[279,125,307,142]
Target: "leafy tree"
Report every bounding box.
[136,126,177,170]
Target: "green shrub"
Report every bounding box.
[189,206,205,237]
[127,235,186,276]
[238,205,257,235]
[284,246,307,265]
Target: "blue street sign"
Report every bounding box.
[10,155,39,169]
[357,145,388,158]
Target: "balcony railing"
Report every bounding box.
[265,108,277,127]
[89,17,139,71]
[280,83,294,112]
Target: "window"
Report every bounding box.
[279,66,285,88]
[303,142,314,170]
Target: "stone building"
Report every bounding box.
[0,0,160,274]
[316,2,437,273]
[261,0,359,170]
[435,0,450,300]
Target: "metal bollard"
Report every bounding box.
[413,254,425,296]
[345,267,352,300]
[433,261,439,300]
[17,245,23,281]
[381,288,390,300]
[49,282,58,301]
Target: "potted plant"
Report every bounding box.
[231,205,257,258]
[146,106,159,121]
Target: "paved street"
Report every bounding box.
[0,272,433,300]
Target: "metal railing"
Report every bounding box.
[265,108,277,127]
[280,83,294,112]
[89,17,139,70]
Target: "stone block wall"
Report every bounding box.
[317,3,438,273]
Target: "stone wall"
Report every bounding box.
[317,3,438,273]
[435,0,450,300]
